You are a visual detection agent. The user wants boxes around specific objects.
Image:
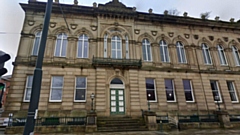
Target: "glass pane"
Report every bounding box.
[77,41,83,57]
[52,76,63,87]
[142,45,147,60]
[25,88,32,101]
[51,88,62,100]
[111,107,116,112]
[27,76,33,87]
[75,89,86,100]
[76,77,86,88]
[83,41,88,58]
[118,90,123,95]
[112,41,116,49]
[166,90,174,101]
[111,90,116,95]
[164,46,169,62]
[61,40,67,57]
[230,92,237,101]
[117,42,121,49]
[111,78,123,84]
[210,81,218,90]
[117,50,121,58]
[33,37,40,55]
[111,101,116,106]
[160,45,164,61]
[227,81,234,91]
[185,91,193,101]
[119,101,124,106]
[119,107,124,112]
[206,49,211,64]
[177,46,181,63]
[146,90,156,101]
[147,45,151,61]
[165,79,173,90]
[119,96,123,100]
[111,96,116,100]
[55,39,61,56]
[183,80,191,90]
[181,48,186,62]
[146,79,154,89]
[112,50,116,58]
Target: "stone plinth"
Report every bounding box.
[143,111,158,131]
[213,111,232,128]
[85,111,97,132]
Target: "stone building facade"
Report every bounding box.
[4,0,240,117]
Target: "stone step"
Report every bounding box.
[98,122,145,127]
[97,126,148,132]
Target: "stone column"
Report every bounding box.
[85,112,97,132]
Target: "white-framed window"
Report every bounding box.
[217,45,227,65]
[202,43,212,65]
[125,35,129,59]
[74,77,87,102]
[159,40,170,62]
[210,80,222,102]
[145,78,157,102]
[183,79,195,102]
[226,81,239,103]
[142,39,152,61]
[77,34,88,58]
[23,75,33,102]
[111,35,122,59]
[54,33,67,57]
[104,34,108,58]
[50,76,63,102]
[32,31,42,56]
[232,46,240,66]
[165,79,176,102]
[176,41,187,63]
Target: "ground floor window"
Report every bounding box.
[226,81,239,103]
[50,76,63,102]
[145,78,157,102]
[210,80,222,102]
[165,79,176,102]
[183,79,194,102]
[75,77,87,102]
[23,75,33,102]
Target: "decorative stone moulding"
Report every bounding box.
[149,8,153,14]
[134,29,140,34]
[28,20,35,26]
[70,24,78,30]
[164,10,168,15]
[183,12,188,17]
[39,24,43,29]
[168,32,174,37]
[91,25,97,31]
[151,31,157,36]
[215,16,220,21]
[238,38,240,43]
[193,35,199,40]
[74,0,78,5]
[50,22,56,28]
[133,7,136,12]
[184,34,190,39]
[223,37,228,42]
[208,36,214,41]
[230,18,235,22]
[54,0,59,3]
[93,2,97,8]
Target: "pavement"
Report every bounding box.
[1,129,240,135]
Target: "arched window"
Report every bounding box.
[125,35,129,59]
[54,33,67,57]
[110,78,123,84]
[111,36,122,59]
[232,46,240,66]
[142,39,152,61]
[159,40,170,62]
[176,41,187,63]
[104,34,108,58]
[217,45,227,65]
[32,31,42,55]
[77,34,88,58]
[202,43,212,64]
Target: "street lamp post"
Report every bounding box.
[215,95,221,111]
[23,0,53,135]
[148,94,151,111]
[90,93,95,112]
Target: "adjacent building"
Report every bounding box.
[4,0,240,118]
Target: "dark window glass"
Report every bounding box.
[146,79,154,89]
[111,78,123,84]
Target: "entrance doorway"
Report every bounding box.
[110,78,125,115]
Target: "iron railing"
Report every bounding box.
[178,115,219,123]
[156,115,169,123]
[229,114,240,122]
[92,56,142,68]
[8,117,86,127]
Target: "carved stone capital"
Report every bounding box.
[168,44,175,48]
[224,48,232,52]
[67,37,78,41]
[209,47,217,51]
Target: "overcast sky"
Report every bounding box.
[0,0,240,75]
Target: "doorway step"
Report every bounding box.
[97,116,148,132]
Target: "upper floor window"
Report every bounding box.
[111,36,122,59]
[210,80,222,102]
[23,75,33,102]
[104,34,108,58]
[32,31,42,56]
[125,35,129,59]
[202,43,212,65]
[217,45,227,65]
[142,39,152,61]
[232,46,240,66]
[159,40,170,62]
[55,33,67,57]
[77,34,88,58]
[145,78,157,102]
[226,81,239,103]
[165,79,176,102]
[176,41,187,63]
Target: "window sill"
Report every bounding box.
[186,101,195,103]
[23,101,30,103]
[214,101,223,103]
[49,100,62,103]
[167,101,177,103]
[148,100,157,103]
[232,101,239,103]
[74,100,86,103]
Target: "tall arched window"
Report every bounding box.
[54,33,67,57]
[232,46,240,66]
[111,36,122,59]
[104,34,108,58]
[142,39,152,61]
[159,40,170,62]
[217,45,227,65]
[32,31,42,55]
[202,43,212,64]
[77,34,88,58]
[176,41,186,63]
[125,35,129,59]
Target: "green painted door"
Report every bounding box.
[110,89,125,115]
